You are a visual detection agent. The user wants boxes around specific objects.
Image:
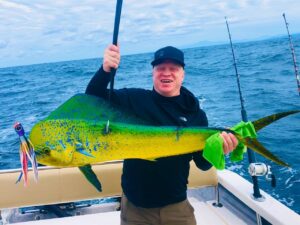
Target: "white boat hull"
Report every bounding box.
[0,162,299,225]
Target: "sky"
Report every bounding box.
[0,0,300,68]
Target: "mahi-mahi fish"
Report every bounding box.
[14,94,299,191]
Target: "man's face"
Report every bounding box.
[152,60,185,97]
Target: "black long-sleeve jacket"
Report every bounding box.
[85,66,212,208]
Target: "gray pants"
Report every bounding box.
[120,195,197,225]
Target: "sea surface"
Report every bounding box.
[1,35,300,214]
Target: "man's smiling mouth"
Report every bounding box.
[161,79,173,83]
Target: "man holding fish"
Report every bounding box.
[86,45,238,225]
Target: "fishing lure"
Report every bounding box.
[14,122,38,186]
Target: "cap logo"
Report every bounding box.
[158,50,164,58]
[179,116,187,122]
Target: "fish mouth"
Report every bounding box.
[34,146,50,157]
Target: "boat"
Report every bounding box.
[0,161,299,225]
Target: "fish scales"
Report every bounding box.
[30,119,216,166]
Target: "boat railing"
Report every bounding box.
[0,161,218,210]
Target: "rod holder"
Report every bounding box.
[248,163,276,188]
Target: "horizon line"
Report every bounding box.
[1,32,299,70]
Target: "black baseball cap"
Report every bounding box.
[151,46,185,68]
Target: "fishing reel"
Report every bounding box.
[248,163,276,188]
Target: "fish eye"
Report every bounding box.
[42,147,51,154]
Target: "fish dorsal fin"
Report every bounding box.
[46,94,149,125]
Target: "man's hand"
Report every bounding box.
[220,132,238,155]
[103,44,120,73]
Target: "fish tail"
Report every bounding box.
[252,110,300,132]
[240,137,290,167]
[236,110,299,167]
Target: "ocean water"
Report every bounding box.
[0,35,300,214]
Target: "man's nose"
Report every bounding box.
[162,68,172,75]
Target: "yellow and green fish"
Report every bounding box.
[14,94,299,191]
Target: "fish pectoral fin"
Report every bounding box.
[79,165,102,192]
[75,142,95,158]
[243,138,290,167]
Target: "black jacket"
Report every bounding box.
[85,66,212,208]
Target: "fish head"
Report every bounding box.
[29,120,77,166]
[34,144,75,166]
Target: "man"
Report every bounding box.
[86,45,237,225]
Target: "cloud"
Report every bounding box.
[0,0,32,13]
[0,0,300,67]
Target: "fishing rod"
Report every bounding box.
[225,17,265,200]
[282,13,300,96]
[109,0,123,103]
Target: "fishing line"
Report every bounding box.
[225,17,263,199]
[282,13,300,96]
